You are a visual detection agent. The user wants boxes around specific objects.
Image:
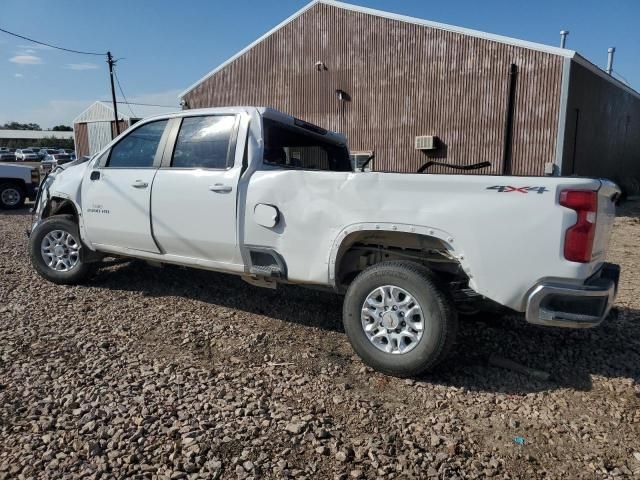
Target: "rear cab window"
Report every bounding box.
[262,118,351,172]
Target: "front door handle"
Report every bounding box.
[209,184,232,193]
[131,180,149,189]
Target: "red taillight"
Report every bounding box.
[560,189,597,263]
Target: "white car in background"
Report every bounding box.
[15,149,39,161]
[40,153,73,175]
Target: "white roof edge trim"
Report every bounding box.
[73,100,130,124]
[572,54,640,101]
[178,0,578,99]
[96,101,130,121]
[322,0,575,57]
[72,101,102,124]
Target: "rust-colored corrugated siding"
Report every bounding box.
[184,3,564,175]
[111,120,128,139]
[74,123,89,158]
[561,61,640,193]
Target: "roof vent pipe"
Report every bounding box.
[560,30,569,48]
[606,47,615,75]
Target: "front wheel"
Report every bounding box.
[342,261,457,377]
[29,215,93,285]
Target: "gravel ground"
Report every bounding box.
[1,204,639,479]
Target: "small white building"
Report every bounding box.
[0,129,74,151]
[73,101,176,158]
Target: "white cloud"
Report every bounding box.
[14,73,23,78]
[65,63,100,71]
[17,44,52,51]
[9,54,43,65]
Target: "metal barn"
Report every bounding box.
[179,0,640,192]
[73,101,175,158]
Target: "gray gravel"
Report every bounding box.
[1,205,639,479]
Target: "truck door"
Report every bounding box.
[81,119,169,253]
[150,114,243,266]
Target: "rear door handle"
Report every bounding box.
[209,184,232,193]
[131,180,149,189]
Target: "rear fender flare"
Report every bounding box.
[327,222,473,287]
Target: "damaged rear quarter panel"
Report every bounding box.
[243,170,602,311]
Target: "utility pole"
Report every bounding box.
[107,51,120,137]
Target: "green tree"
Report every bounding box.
[0,121,42,131]
[52,125,73,131]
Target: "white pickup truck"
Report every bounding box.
[28,107,621,377]
[0,162,39,209]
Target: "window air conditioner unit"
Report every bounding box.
[415,135,438,151]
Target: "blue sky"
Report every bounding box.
[1,0,639,128]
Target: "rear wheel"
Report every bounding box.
[343,261,457,377]
[0,182,25,209]
[29,215,93,285]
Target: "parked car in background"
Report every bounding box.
[0,162,39,208]
[15,149,39,161]
[58,149,74,156]
[38,149,60,159]
[40,153,72,174]
[32,147,46,160]
[38,149,62,165]
[0,150,17,162]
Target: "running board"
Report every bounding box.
[242,275,277,289]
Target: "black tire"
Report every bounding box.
[0,182,25,209]
[29,215,93,285]
[343,261,457,377]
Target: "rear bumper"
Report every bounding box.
[525,263,620,328]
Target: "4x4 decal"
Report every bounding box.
[487,186,548,194]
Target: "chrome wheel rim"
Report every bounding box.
[361,285,425,354]
[1,188,21,206]
[41,230,80,272]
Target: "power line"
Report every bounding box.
[0,26,126,137]
[0,26,106,56]
[100,101,178,108]
[113,69,136,118]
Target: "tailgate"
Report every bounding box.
[592,179,620,262]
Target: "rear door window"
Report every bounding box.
[171,115,236,169]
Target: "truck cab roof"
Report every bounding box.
[142,106,348,146]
